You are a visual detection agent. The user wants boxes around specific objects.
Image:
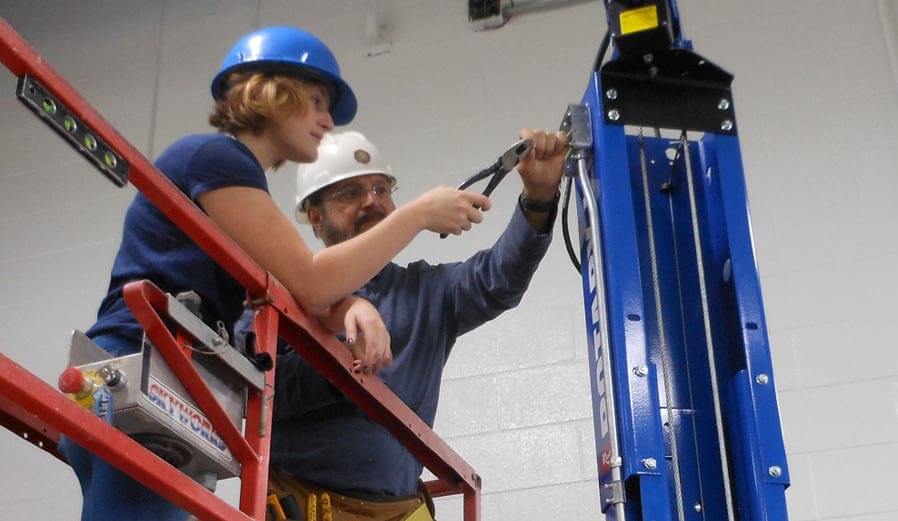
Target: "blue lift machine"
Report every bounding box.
[561,1,791,520]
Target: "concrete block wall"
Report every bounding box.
[0,1,896,519]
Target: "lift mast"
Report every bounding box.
[562,2,790,520]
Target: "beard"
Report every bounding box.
[319,209,388,245]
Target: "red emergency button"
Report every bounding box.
[58,366,86,393]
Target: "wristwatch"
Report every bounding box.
[519,191,560,213]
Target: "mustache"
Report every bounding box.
[354,210,387,230]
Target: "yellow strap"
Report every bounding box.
[320,492,332,521]
[306,492,317,521]
[267,494,287,521]
[400,503,434,521]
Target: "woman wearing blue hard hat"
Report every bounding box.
[61,25,490,521]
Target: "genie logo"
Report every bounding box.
[581,194,612,470]
[147,376,232,459]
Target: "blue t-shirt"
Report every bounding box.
[86,133,268,354]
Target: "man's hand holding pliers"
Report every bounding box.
[443,128,569,238]
[516,128,569,231]
[517,128,569,202]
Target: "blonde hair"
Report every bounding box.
[209,72,321,135]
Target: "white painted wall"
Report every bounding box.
[0,1,896,520]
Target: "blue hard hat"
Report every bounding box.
[211,26,357,125]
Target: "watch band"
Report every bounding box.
[519,191,560,213]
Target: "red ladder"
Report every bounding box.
[0,17,481,521]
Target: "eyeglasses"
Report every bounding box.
[323,182,397,205]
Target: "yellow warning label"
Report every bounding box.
[620,5,659,35]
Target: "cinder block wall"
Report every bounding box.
[0,1,896,520]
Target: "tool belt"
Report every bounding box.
[266,469,436,521]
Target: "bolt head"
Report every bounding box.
[642,457,657,470]
[605,88,618,100]
[768,465,783,478]
[633,364,649,377]
[608,109,621,121]
[721,120,734,131]
[718,98,731,110]
[756,373,770,385]
[643,53,654,64]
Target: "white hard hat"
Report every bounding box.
[295,131,396,223]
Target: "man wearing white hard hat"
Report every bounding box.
[264,129,567,520]
[294,131,399,242]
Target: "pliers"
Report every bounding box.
[440,138,534,238]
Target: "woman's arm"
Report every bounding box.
[317,296,392,374]
[197,185,489,313]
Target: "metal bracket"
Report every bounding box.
[16,75,128,187]
[599,456,626,511]
[561,103,593,150]
[601,49,736,134]
[602,481,626,511]
[560,103,593,178]
[165,294,266,391]
[68,330,113,366]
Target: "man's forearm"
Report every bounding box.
[448,204,554,336]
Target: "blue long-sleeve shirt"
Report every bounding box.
[269,205,552,497]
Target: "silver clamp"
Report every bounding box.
[560,103,594,177]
